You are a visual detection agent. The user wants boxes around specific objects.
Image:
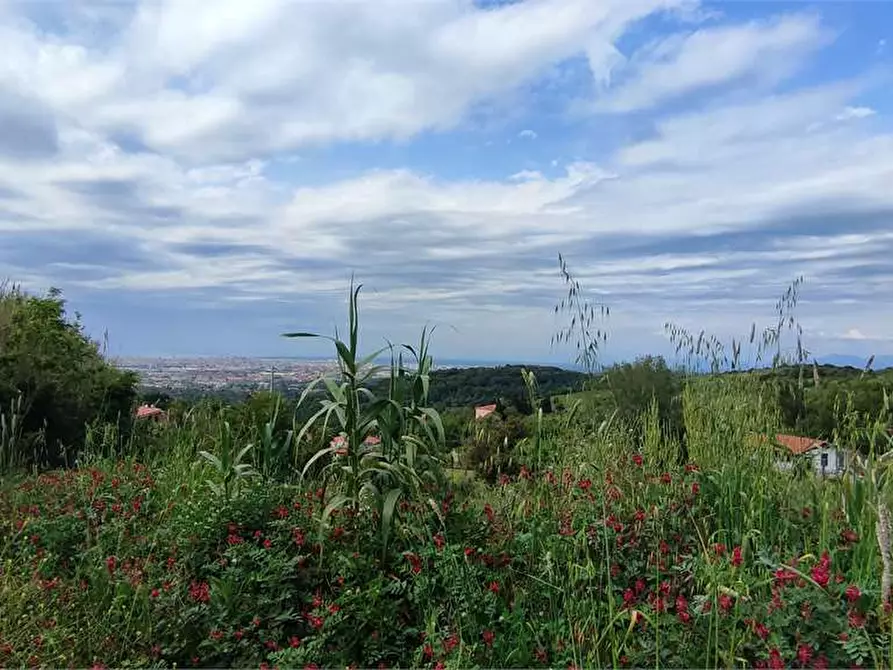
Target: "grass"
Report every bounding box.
[2,281,893,669]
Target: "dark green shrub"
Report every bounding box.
[0,285,137,470]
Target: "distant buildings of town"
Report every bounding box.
[114,356,342,394]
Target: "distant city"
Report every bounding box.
[113,356,546,395]
[114,357,341,394]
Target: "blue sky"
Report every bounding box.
[0,0,891,366]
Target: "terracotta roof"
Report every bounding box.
[329,434,381,449]
[775,434,827,456]
[135,404,165,419]
[475,403,497,420]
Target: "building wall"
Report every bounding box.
[811,447,845,475]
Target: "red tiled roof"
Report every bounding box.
[475,404,497,420]
[135,404,165,419]
[775,434,827,455]
[329,434,381,449]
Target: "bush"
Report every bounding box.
[0,285,137,470]
[462,409,528,481]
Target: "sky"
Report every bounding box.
[0,0,891,367]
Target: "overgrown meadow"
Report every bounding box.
[2,278,893,669]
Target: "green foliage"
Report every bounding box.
[0,285,137,471]
[2,270,892,669]
[285,280,445,556]
[462,408,528,481]
[606,355,684,443]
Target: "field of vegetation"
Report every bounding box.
[2,274,893,669]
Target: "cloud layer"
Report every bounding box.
[1,0,891,363]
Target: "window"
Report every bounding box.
[820,453,829,469]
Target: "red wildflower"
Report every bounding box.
[289,636,301,648]
[464,547,476,558]
[488,581,499,594]
[747,619,770,640]
[422,644,433,659]
[328,603,340,614]
[484,504,495,524]
[234,630,244,641]
[811,552,831,587]
[293,528,305,547]
[797,644,813,666]
[632,454,643,467]
[106,556,117,575]
[768,648,785,670]
[846,584,861,603]
[433,533,445,550]
[482,630,494,647]
[209,630,223,641]
[841,529,858,545]
[405,552,422,574]
[578,478,592,492]
[188,581,210,603]
[848,611,866,628]
[660,473,672,484]
[307,615,324,630]
[731,546,743,567]
[714,543,726,556]
[691,481,700,495]
[150,588,160,598]
[265,640,278,651]
[227,533,243,545]
[623,589,636,608]
[718,594,733,613]
[814,655,829,669]
[263,539,272,549]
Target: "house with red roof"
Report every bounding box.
[474,403,497,420]
[135,404,167,422]
[773,433,848,477]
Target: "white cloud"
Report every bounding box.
[842,328,867,341]
[594,13,829,113]
[0,0,684,161]
[0,0,892,360]
[518,129,538,140]
[836,106,876,121]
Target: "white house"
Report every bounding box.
[774,434,849,477]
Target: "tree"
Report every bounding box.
[606,356,684,441]
[0,285,138,469]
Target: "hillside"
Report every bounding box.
[415,364,589,409]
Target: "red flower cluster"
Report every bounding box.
[189,581,211,603]
[405,552,422,574]
[811,551,831,588]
